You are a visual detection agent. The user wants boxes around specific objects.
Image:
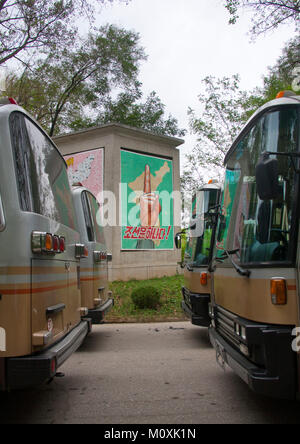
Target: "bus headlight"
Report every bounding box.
[235,323,247,341]
[240,343,250,357]
[241,326,247,341]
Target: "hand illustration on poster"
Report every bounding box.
[121,150,174,250]
[140,164,161,227]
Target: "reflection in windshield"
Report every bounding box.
[185,188,219,267]
[185,220,213,266]
[87,193,106,246]
[217,107,298,265]
[25,120,60,221]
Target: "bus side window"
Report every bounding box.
[86,192,105,245]
[10,111,77,229]
[10,112,34,212]
[81,191,95,242]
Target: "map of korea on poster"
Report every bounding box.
[64,148,104,204]
[121,149,174,250]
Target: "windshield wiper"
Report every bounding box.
[222,249,251,277]
[208,249,251,277]
[186,263,194,272]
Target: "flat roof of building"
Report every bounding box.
[53,122,185,148]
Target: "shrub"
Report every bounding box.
[131,286,161,309]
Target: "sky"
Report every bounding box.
[88,0,296,173]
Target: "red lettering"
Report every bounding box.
[124,226,133,239]
[159,228,166,240]
[139,227,147,239]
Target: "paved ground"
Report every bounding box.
[1,321,300,424]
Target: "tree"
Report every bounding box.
[224,0,300,37]
[7,24,146,136]
[260,36,300,99]
[0,0,131,66]
[92,90,186,137]
[182,36,300,198]
[182,75,255,196]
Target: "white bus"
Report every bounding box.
[209,91,300,399]
[0,98,91,390]
[72,185,113,324]
[176,183,221,327]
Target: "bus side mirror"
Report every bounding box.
[175,233,182,249]
[255,154,280,200]
[205,206,220,226]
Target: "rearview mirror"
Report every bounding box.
[174,233,182,249]
[255,154,280,200]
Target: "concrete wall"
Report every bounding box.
[54,123,184,282]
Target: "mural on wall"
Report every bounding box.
[64,148,104,203]
[121,149,174,250]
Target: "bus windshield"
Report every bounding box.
[185,187,219,267]
[216,106,299,265]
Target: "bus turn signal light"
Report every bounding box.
[31,231,65,255]
[52,235,60,253]
[75,244,88,259]
[59,236,65,253]
[94,251,107,263]
[200,272,208,286]
[45,233,53,252]
[271,278,287,305]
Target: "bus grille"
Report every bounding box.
[215,306,241,349]
[182,287,191,306]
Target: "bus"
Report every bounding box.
[176,183,220,327]
[72,185,114,324]
[0,98,91,390]
[209,90,300,399]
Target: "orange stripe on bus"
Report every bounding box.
[287,285,297,291]
[0,266,79,275]
[81,277,101,282]
[0,280,79,295]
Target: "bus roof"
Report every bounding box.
[224,92,300,166]
[0,103,68,168]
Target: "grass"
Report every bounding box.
[106,275,188,323]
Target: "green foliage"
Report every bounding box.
[182,35,300,198]
[261,36,300,101]
[224,0,240,25]
[7,24,184,138]
[96,90,186,137]
[0,0,131,66]
[7,24,146,136]
[223,0,300,38]
[182,74,254,196]
[131,286,161,310]
[107,275,186,322]
[179,229,187,264]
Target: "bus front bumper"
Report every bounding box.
[209,326,297,400]
[182,287,210,327]
[3,319,90,390]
